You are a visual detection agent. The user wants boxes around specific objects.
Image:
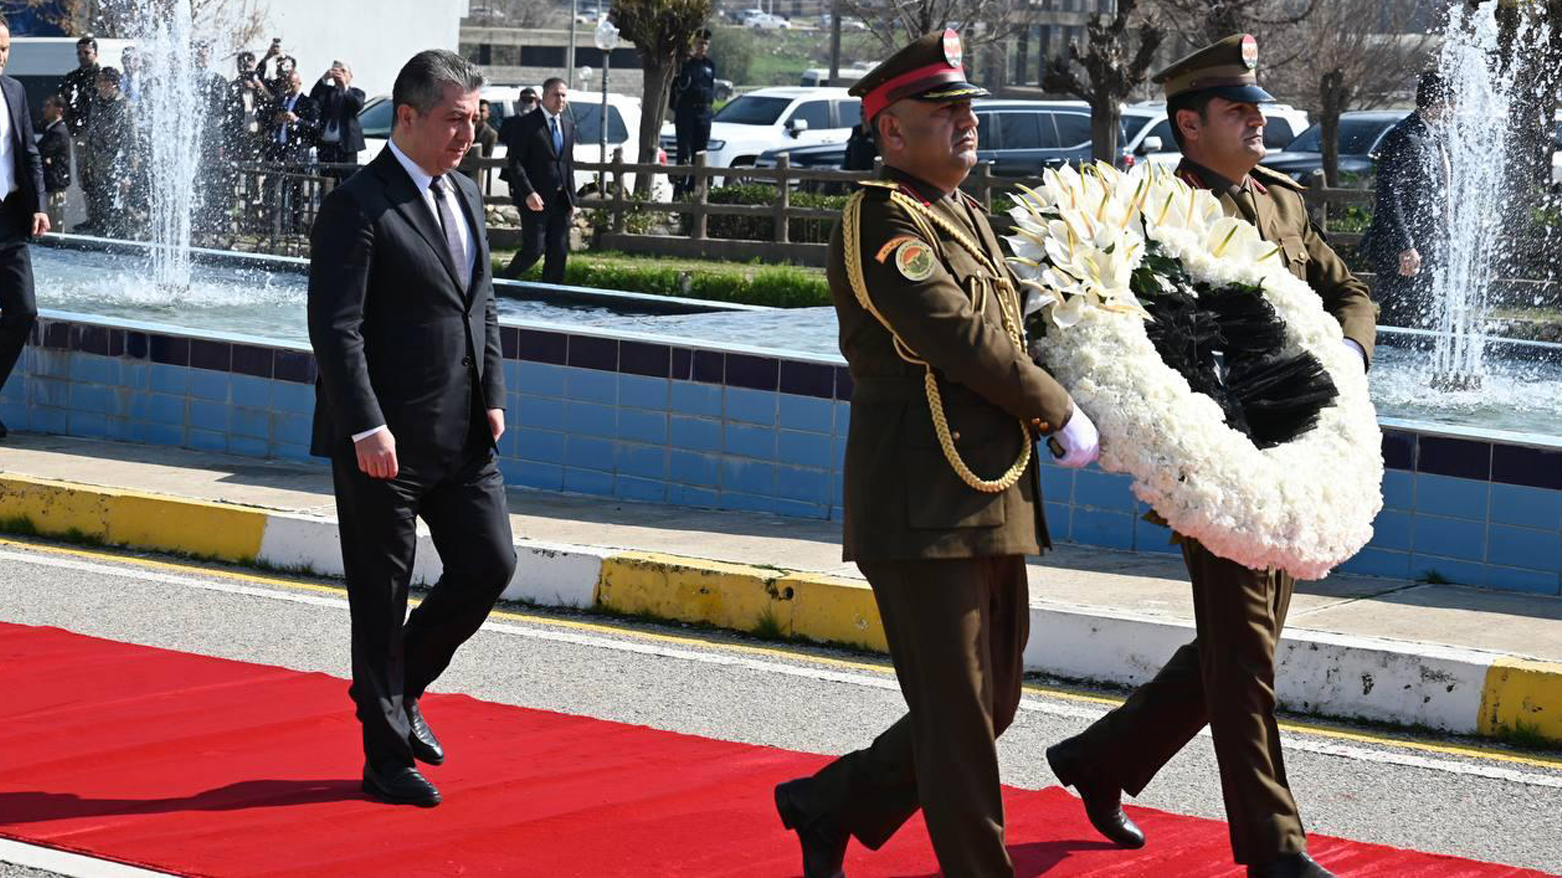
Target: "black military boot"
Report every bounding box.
[775,777,849,878]
[1046,738,1146,849]
[1247,852,1336,877]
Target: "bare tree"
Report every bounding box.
[1492,0,1562,190]
[1040,0,1163,162]
[839,0,1025,71]
[1263,0,1434,185]
[70,0,269,52]
[1147,0,1317,47]
[611,0,713,197]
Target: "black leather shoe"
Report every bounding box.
[362,762,441,807]
[1046,739,1146,849]
[406,701,445,766]
[1247,853,1335,877]
[775,778,848,878]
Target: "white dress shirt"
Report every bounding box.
[0,84,16,199]
[352,140,480,445]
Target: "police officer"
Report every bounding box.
[670,28,716,198]
[1363,71,1452,328]
[772,30,1099,878]
[1043,35,1376,878]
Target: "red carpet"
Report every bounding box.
[0,622,1550,877]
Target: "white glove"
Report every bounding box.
[1344,338,1367,370]
[1050,404,1100,469]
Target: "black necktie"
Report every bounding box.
[429,176,466,291]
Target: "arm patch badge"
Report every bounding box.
[893,238,936,281]
[875,234,919,264]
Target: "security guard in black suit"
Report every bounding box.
[1363,71,1452,328]
[1044,35,1375,878]
[670,28,716,198]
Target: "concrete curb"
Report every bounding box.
[3,472,1558,744]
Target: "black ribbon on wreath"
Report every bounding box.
[1025,240,1339,451]
[1130,244,1338,449]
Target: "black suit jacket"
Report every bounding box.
[307,146,504,463]
[262,91,320,160]
[0,76,45,243]
[309,81,366,153]
[503,109,575,207]
[1364,112,1447,269]
[38,119,70,192]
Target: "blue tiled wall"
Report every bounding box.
[7,313,1562,596]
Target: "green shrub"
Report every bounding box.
[508,257,829,308]
[686,184,849,244]
[708,26,754,87]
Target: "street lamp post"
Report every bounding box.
[594,16,620,197]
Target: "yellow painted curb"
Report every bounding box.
[1478,656,1562,744]
[596,552,887,651]
[0,474,267,562]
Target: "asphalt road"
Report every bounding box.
[1,536,1559,877]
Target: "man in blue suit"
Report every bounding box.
[0,16,52,440]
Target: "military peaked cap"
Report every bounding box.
[1152,34,1276,104]
[850,29,989,122]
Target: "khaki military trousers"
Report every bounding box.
[1063,538,1306,865]
[808,555,1029,878]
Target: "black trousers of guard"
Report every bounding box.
[673,111,711,198]
[331,419,517,770]
[1059,537,1305,865]
[505,189,571,284]
[805,555,1030,878]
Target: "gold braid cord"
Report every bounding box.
[843,189,1032,494]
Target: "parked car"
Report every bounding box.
[659,86,860,173]
[358,87,672,201]
[756,100,1134,180]
[1259,110,1409,183]
[816,13,867,30]
[744,11,791,28]
[800,67,874,88]
[1118,102,1311,170]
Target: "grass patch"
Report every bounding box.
[751,606,786,640]
[1497,719,1560,750]
[494,249,829,308]
[0,514,40,536]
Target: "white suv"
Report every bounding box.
[660,86,860,172]
[1120,101,1312,169]
[357,87,671,200]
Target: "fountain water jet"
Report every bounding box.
[1426,4,1552,391]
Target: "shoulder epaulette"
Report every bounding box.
[857,179,898,200]
[1251,165,1306,192]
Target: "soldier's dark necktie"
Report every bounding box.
[429,176,467,292]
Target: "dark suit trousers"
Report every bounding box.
[330,435,517,769]
[673,112,711,196]
[0,244,37,398]
[505,190,570,283]
[1064,538,1305,865]
[808,555,1029,878]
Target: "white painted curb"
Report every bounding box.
[253,507,1501,736]
[1024,602,1496,736]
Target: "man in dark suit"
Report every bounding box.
[499,76,574,282]
[310,60,366,177]
[263,69,319,162]
[0,17,52,440]
[1363,71,1450,328]
[38,95,70,232]
[307,48,516,808]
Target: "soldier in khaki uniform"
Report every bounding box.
[771,30,1100,878]
[1044,36,1377,878]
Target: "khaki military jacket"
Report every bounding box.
[1177,159,1378,362]
[828,167,1074,563]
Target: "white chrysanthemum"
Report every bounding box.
[1005,164,1383,580]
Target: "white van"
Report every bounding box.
[8,36,137,126]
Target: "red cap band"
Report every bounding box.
[862,60,967,120]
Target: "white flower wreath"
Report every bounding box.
[1005,163,1382,580]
